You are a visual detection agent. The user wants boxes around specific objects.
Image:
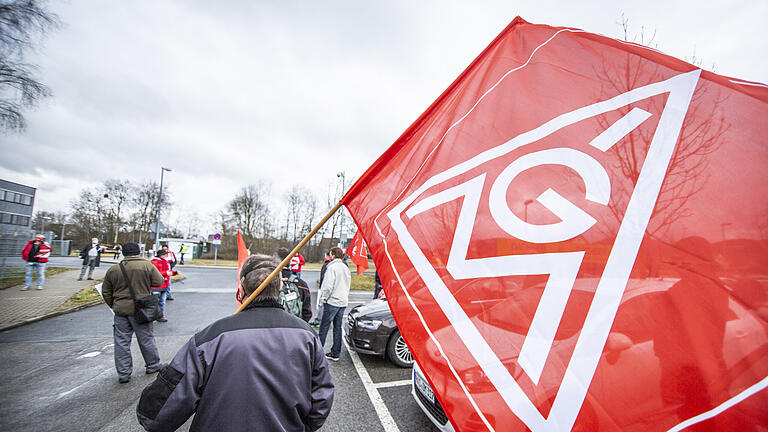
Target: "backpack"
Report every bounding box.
[279,273,303,318]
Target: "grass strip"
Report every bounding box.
[351,273,375,291]
[58,284,103,311]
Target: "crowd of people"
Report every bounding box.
[19,232,353,431]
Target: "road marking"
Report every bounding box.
[344,336,401,432]
[373,379,412,389]
[57,368,112,399]
[78,351,101,358]
[171,288,235,293]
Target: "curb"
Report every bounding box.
[0,274,188,332]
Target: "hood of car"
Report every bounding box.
[350,298,392,320]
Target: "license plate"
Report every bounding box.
[415,373,435,404]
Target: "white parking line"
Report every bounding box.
[344,337,401,432]
[373,379,412,389]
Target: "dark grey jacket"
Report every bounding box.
[136,299,334,432]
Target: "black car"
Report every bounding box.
[344,298,414,367]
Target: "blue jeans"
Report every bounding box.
[166,272,173,298]
[318,304,345,358]
[25,262,46,288]
[155,289,168,316]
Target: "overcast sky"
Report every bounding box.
[1,0,766,233]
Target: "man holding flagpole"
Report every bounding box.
[137,254,334,431]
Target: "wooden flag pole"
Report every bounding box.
[235,202,343,314]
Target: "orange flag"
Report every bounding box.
[346,230,369,275]
[235,230,250,305]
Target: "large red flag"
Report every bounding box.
[341,17,768,432]
[235,230,250,306]
[346,230,369,275]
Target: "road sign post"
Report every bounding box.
[212,233,221,265]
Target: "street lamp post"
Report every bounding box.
[337,171,345,248]
[41,216,51,239]
[154,167,172,252]
[61,221,67,256]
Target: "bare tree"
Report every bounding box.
[0,0,59,131]
[103,179,132,244]
[31,209,54,231]
[284,185,318,243]
[69,188,108,244]
[130,181,171,245]
[223,182,272,253]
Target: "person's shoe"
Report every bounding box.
[118,376,131,384]
[146,363,167,374]
[157,316,168,322]
[87,277,94,280]
[325,353,340,362]
[36,286,43,290]
[309,321,320,328]
[166,296,174,301]
[77,277,82,281]
[20,286,29,291]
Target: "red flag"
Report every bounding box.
[236,230,250,305]
[342,17,768,432]
[346,230,369,275]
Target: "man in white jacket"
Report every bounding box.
[317,247,351,361]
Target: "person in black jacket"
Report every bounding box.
[78,238,105,280]
[310,251,332,326]
[277,247,313,322]
[137,254,334,431]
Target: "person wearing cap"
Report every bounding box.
[20,234,51,290]
[161,245,177,300]
[150,249,173,322]
[137,254,334,431]
[78,237,105,280]
[101,242,166,383]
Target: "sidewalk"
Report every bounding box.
[0,267,106,331]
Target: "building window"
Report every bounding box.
[0,189,33,206]
[0,212,30,226]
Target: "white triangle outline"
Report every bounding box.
[384,70,701,431]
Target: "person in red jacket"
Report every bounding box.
[21,234,51,291]
[161,245,177,301]
[290,252,306,278]
[150,249,174,322]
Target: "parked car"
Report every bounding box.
[413,363,454,431]
[344,297,414,367]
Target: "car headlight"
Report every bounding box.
[356,319,382,331]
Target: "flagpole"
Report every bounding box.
[235,202,343,314]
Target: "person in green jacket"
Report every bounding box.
[101,242,165,383]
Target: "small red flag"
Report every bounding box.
[235,230,250,305]
[346,230,369,275]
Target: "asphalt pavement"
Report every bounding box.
[0,260,439,431]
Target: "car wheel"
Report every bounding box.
[386,329,413,368]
